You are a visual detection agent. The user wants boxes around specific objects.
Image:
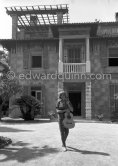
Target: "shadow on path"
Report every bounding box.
[0,141,60,163]
[67,146,110,156]
[1,118,51,125]
[0,126,33,132]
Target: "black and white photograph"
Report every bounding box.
[0,0,118,165]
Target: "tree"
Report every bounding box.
[0,45,15,147]
[0,78,23,118]
[0,46,23,120]
[0,45,41,121]
[0,47,10,73]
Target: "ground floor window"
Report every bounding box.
[31,87,42,102]
[110,84,118,112]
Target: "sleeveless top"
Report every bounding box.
[56,99,68,120]
[56,99,68,111]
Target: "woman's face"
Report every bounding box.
[61,93,66,100]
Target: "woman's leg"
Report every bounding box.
[64,128,69,142]
[58,121,66,147]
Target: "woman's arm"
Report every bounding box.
[67,100,73,112]
[56,109,66,114]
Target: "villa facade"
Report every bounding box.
[1,5,118,119]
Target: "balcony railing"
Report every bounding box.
[63,63,86,73]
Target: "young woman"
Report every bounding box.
[56,90,73,152]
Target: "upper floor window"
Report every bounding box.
[67,48,81,63]
[32,55,42,68]
[64,44,85,63]
[109,47,118,66]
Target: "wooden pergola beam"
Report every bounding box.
[44,6,51,24]
[32,6,41,26]
[38,6,46,25]
[50,5,56,24]
[23,7,31,26]
[13,7,29,31]
[6,4,69,29]
[6,8,68,16]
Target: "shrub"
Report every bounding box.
[13,95,41,120]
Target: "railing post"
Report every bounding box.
[63,63,86,73]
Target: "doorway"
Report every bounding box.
[68,92,81,116]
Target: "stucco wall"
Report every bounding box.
[9,41,58,116]
[91,40,110,119]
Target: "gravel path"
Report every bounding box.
[0,118,118,166]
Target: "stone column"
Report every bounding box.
[58,81,64,91]
[58,38,63,73]
[58,38,64,92]
[11,14,18,39]
[85,81,91,119]
[20,29,25,39]
[86,37,90,73]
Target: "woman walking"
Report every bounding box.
[56,90,73,151]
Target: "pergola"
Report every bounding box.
[6,4,69,31]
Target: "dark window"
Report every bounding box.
[37,91,41,101]
[110,84,118,112]
[31,87,42,101]
[109,48,118,66]
[68,48,81,63]
[32,56,42,68]
[31,91,36,97]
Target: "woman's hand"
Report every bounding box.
[65,109,70,113]
[67,101,73,112]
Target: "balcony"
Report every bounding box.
[63,63,86,73]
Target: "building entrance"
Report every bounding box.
[69,92,81,116]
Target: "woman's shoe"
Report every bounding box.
[62,146,67,152]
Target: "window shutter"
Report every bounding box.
[64,48,67,63]
[81,45,86,62]
[43,44,49,69]
[23,47,30,69]
[100,41,108,67]
[41,84,45,115]
[110,84,118,112]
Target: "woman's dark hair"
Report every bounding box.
[58,91,67,99]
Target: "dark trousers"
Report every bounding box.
[58,119,69,147]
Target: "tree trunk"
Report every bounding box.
[19,105,34,121]
[24,106,31,121]
[24,106,34,121]
[30,106,35,120]
[0,100,6,120]
[19,105,26,120]
[0,105,3,121]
